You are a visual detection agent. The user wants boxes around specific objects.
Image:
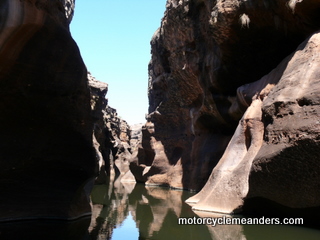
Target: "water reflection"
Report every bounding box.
[89,178,133,239]
[130,185,212,240]
[1,179,320,240]
[89,179,213,240]
[90,179,320,240]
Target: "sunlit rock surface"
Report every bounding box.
[245,32,320,221]
[0,0,96,221]
[187,50,294,213]
[132,0,320,221]
[88,73,132,184]
[188,8,320,219]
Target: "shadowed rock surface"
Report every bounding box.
[130,0,320,223]
[0,0,96,221]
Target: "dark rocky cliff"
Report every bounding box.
[0,0,133,222]
[89,73,132,184]
[0,0,95,221]
[130,0,320,223]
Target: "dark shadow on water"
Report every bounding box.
[0,218,91,240]
[89,178,320,240]
[1,177,320,240]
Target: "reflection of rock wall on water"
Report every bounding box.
[128,184,213,240]
[90,180,215,240]
[2,0,319,229]
[89,180,251,240]
[129,0,320,224]
[88,179,135,239]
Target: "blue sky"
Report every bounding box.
[70,0,166,125]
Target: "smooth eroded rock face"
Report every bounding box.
[186,1,320,220]
[131,0,320,191]
[193,31,320,222]
[0,0,96,221]
[132,0,320,222]
[245,32,320,218]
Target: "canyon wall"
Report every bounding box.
[0,0,96,221]
[130,0,320,221]
[89,73,132,184]
[0,0,132,224]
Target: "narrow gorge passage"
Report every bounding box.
[0,1,320,239]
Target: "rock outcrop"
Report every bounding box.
[245,32,320,221]
[0,0,96,221]
[131,0,320,222]
[88,73,132,184]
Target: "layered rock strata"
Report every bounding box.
[131,0,320,220]
[0,0,96,221]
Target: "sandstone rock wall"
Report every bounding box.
[88,73,132,184]
[189,31,320,224]
[0,0,96,221]
[131,0,320,221]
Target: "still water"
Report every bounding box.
[89,179,320,240]
[0,179,320,239]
